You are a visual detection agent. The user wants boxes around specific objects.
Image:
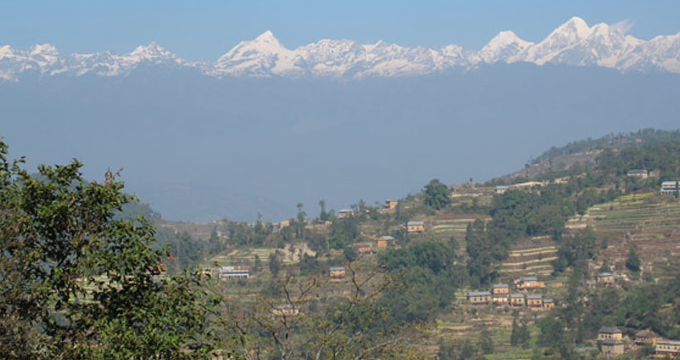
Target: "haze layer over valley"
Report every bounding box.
[2,16,680,222]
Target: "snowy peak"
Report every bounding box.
[2,17,680,81]
[479,31,534,63]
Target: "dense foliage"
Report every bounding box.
[0,140,218,359]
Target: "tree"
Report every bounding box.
[318,199,329,221]
[0,140,217,360]
[424,179,451,210]
[479,328,495,354]
[626,246,641,272]
[269,250,283,278]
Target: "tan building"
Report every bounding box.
[272,304,299,317]
[492,283,509,295]
[600,339,625,358]
[377,235,395,248]
[491,284,509,304]
[467,291,492,305]
[597,272,615,285]
[405,221,425,232]
[627,169,648,178]
[517,276,545,291]
[384,199,399,210]
[329,266,345,279]
[510,293,525,307]
[634,329,658,346]
[495,185,509,194]
[526,294,543,310]
[598,327,623,341]
[655,340,680,357]
[218,266,250,280]
[543,298,555,309]
[338,209,354,219]
[352,242,373,255]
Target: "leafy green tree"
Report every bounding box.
[626,246,641,272]
[424,179,451,210]
[0,140,217,360]
[269,250,283,278]
[479,328,495,354]
[318,199,329,221]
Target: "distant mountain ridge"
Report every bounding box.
[1,16,679,81]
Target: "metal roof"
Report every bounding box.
[658,340,680,346]
[406,221,424,225]
[380,236,395,240]
[492,283,509,288]
[510,293,525,298]
[522,276,538,281]
[526,294,543,299]
[329,267,345,271]
[467,291,491,297]
[598,272,613,277]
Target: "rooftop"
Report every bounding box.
[492,283,509,288]
[406,221,424,225]
[527,294,543,299]
[468,291,491,297]
[657,340,680,346]
[329,267,345,271]
[522,276,538,281]
[599,326,621,334]
[598,272,613,277]
[511,293,525,298]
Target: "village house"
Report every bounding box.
[598,327,623,341]
[655,339,680,357]
[352,242,373,255]
[272,304,299,317]
[377,235,395,249]
[338,209,354,219]
[517,276,545,291]
[510,293,525,307]
[218,266,250,280]
[543,298,555,309]
[660,181,680,195]
[467,291,492,305]
[405,221,425,232]
[627,169,648,178]
[491,284,509,304]
[384,199,399,210]
[634,329,658,346]
[329,266,346,279]
[526,294,543,310]
[597,272,615,285]
[495,185,509,194]
[275,219,291,229]
[600,339,625,358]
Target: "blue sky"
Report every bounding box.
[2,0,680,61]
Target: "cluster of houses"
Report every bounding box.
[467,276,554,310]
[596,326,680,358]
[202,265,250,280]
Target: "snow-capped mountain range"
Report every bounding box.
[2,17,679,81]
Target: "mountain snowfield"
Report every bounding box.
[1,16,679,81]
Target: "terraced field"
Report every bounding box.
[571,192,680,278]
[500,238,558,277]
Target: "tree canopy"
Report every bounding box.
[0,140,217,360]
